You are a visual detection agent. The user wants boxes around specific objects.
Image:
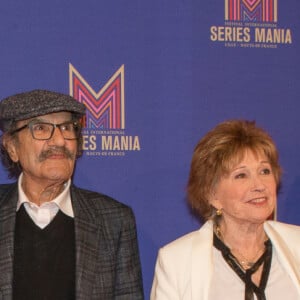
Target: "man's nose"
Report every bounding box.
[48,126,66,145]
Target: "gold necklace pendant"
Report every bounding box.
[231,246,265,270]
[214,223,265,270]
[239,260,255,269]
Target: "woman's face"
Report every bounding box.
[210,149,277,226]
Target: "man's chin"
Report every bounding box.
[43,167,73,182]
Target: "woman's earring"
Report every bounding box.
[216,208,222,216]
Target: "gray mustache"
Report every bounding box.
[39,147,75,161]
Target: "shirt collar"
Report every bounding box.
[16,173,74,218]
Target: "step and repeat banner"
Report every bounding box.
[0,1,299,297]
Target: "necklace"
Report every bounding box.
[214,233,273,300]
[214,224,266,270]
[231,247,265,269]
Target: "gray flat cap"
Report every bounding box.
[0,89,86,132]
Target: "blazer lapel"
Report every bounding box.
[191,221,214,300]
[71,187,100,299]
[0,184,18,299]
[264,221,300,295]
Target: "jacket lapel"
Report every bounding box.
[71,187,100,299]
[191,221,214,300]
[264,221,300,295]
[0,184,18,299]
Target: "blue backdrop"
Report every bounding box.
[0,1,299,298]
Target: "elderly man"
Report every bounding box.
[0,90,144,300]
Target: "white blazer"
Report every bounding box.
[150,220,300,300]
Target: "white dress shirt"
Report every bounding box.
[16,173,74,229]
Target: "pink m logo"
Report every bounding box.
[69,63,125,129]
[225,0,277,22]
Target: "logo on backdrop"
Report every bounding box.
[210,0,293,49]
[69,63,141,156]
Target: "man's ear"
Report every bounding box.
[3,135,19,162]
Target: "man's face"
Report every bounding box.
[6,111,78,186]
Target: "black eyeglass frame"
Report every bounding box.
[10,120,81,141]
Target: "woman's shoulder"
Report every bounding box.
[265,221,300,264]
[159,221,213,255]
[265,220,300,240]
[266,220,300,231]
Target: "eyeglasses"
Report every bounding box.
[11,120,81,140]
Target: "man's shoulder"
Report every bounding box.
[71,185,133,215]
[0,182,17,196]
[0,182,17,207]
[71,185,137,230]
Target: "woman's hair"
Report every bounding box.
[187,120,282,221]
[0,114,84,179]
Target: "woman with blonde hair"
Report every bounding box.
[151,120,300,300]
